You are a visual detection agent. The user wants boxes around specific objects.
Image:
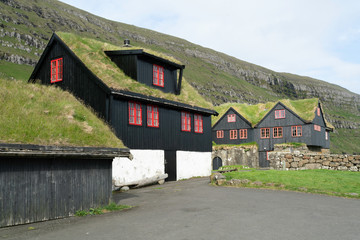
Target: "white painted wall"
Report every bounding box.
[112,149,164,187]
[176,151,212,180]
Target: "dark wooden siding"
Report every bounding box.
[110,97,212,152]
[31,40,109,119]
[0,157,112,227]
[137,57,177,94]
[106,54,138,80]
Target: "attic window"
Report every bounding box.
[194,114,203,133]
[275,109,285,119]
[153,64,164,87]
[314,124,321,131]
[181,112,191,132]
[50,58,63,83]
[129,101,142,126]
[317,107,320,116]
[147,105,159,128]
[227,114,236,122]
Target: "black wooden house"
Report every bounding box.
[29,33,217,182]
[212,99,334,167]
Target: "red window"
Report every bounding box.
[194,114,203,133]
[230,130,237,139]
[50,58,63,83]
[314,124,321,131]
[147,105,159,128]
[227,114,236,122]
[129,101,142,126]
[292,125,302,137]
[216,130,224,138]
[181,112,191,132]
[261,128,270,139]
[275,109,285,119]
[325,131,328,140]
[273,127,283,138]
[153,64,164,87]
[239,129,247,139]
[317,107,320,116]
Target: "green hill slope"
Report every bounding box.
[0,78,125,148]
[0,0,359,153]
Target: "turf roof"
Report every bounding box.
[56,32,213,110]
[212,98,334,129]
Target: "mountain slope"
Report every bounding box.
[0,0,359,153]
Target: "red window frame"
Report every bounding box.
[314,124,321,131]
[153,64,164,87]
[50,57,63,83]
[147,105,159,128]
[227,114,236,122]
[275,109,285,119]
[291,125,302,137]
[317,107,320,116]
[239,129,247,139]
[230,130,238,139]
[181,112,191,132]
[194,114,203,133]
[216,130,224,138]
[273,127,283,138]
[260,128,270,139]
[128,101,142,126]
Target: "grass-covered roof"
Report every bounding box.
[0,78,125,148]
[56,32,213,109]
[212,98,334,129]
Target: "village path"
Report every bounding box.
[1,178,360,240]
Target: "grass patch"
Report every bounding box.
[218,165,255,171]
[75,203,132,216]
[218,168,360,198]
[212,141,258,150]
[0,78,125,148]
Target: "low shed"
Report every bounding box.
[0,144,129,228]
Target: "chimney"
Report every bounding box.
[123,39,131,47]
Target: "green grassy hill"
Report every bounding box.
[0,77,125,148]
[0,0,359,153]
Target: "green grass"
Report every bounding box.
[0,78,125,148]
[220,168,360,198]
[0,60,34,81]
[331,129,360,154]
[218,165,255,171]
[75,203,132,216]
[212,141,258,150]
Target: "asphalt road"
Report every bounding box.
[1,178,359,240]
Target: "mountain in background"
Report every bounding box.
[0,0,359,153]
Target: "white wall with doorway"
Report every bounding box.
[112,149,164,187]
[176,151,212,180]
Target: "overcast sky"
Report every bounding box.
[60,0,360,95]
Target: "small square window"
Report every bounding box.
[275,109,285,119]
[314,124,321,131]
[227,114,236,122]
[50,58,63,83]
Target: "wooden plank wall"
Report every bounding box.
[0,157,112,227]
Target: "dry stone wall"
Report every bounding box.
[269,152,360,171]
[212,146,259,168]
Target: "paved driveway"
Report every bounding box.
[1,178,359,240]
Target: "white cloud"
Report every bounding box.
[60,0,360,94]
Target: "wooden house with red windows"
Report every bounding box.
[212,99,334,167]
[29,32,217,183]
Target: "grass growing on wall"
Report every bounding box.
[0,78,125,148]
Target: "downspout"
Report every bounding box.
[176,66,185,95]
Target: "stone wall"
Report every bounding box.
[269,152,360,171]
[212,146,259,168]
